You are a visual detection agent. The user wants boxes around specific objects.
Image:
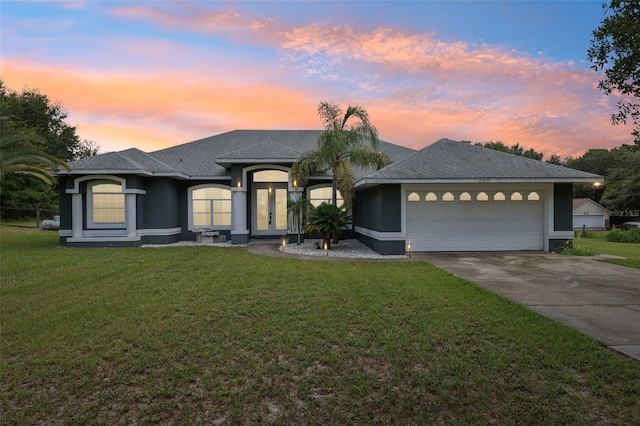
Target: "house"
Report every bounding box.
[57,131,602,254]
[573,198,608,230]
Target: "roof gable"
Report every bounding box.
[573,198,605,212]
[216,141,304,165]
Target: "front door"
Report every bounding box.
[252,184,288,236]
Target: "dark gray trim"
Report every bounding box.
[355,232,405,255]
[232,233,249,244]
[549,238,570,252]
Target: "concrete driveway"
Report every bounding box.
[418,253,640,361]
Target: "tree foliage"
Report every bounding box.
[588,1,640,144]
[292,102,390,209]
[566,144,640,214]
[0,123,70,184]
[473,141,544,160]
[0,81,98,218]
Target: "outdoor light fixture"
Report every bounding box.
[237,180,241,188]
[269,186,272,194]
[282,238,286,251]
[324,242,328,256]
[594,182,601,187]
[293,179,297,188]
[407,242,412,257]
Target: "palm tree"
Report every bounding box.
[1,119,70,184]
[292,102,390,209]
[287,195,312,245]
[305,202,353,250]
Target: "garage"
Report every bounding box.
[406,189,544,251]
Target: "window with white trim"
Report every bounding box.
[192,186,231,227]
[89,181,125,225]
[425,192,438,201]
[442,192,455,201]
[527,191,540,201]
[309,186,343,207]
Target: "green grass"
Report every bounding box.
[575,232,640,269]
[2,226,639,424]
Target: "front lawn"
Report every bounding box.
[575,231,640,269]
[1,226,639,424]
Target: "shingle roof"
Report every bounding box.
[573,198,604,209]
[66,130,415,179]
[361,138,602,183]
[216,141,304,164]
[66,148,178,175]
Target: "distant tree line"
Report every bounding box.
[0,81,99,219]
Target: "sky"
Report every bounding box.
[0,0,633,158]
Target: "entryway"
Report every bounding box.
[250,169,289,237]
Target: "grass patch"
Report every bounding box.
[2,226,640,424]
[575,233,640,269]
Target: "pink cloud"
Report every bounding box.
[110,3,285,45]
[3,5,635,159]
[2,60,320,153]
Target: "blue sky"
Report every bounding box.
[1,1,631,157]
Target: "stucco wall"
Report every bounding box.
[354,184,402,232]
[554,183,573,231]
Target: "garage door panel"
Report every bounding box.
[406,190,543,251]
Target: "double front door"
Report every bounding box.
[252,183,288,236]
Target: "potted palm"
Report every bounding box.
[305,202,352,250]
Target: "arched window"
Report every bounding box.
[477,192,489,202]
[191,186,231,227]
[494,192,506,201]
[425,192,438,202]
[527,191,540,201]
[511,192,523,201]
[442,192,455,201]
[309,186,343,207]
[89,181,125,226]
[408,192,420,202]
[459,192,471,201]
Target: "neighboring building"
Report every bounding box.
[57,131,602,254]
[573,198,608,230]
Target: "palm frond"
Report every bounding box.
[291,150,325,187]
[1,132,71,183]
[1,164,56,184]
[347,146,391,170]
[317,101,342,130]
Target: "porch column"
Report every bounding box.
[231,187,249,244]
[125,193,137,238]
[71,193,83,238]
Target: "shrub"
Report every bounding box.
[556,245,597,256]
[305,202,352,249]
[607,227,640,243]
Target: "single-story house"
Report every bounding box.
[57,130,602,254]
[573,198,608,230]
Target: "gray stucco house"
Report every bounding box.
[58,130,602,254]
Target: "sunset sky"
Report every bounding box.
[1,1,633,158]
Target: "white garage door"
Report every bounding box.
[573,215,605,230]
[406,189,544,251]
